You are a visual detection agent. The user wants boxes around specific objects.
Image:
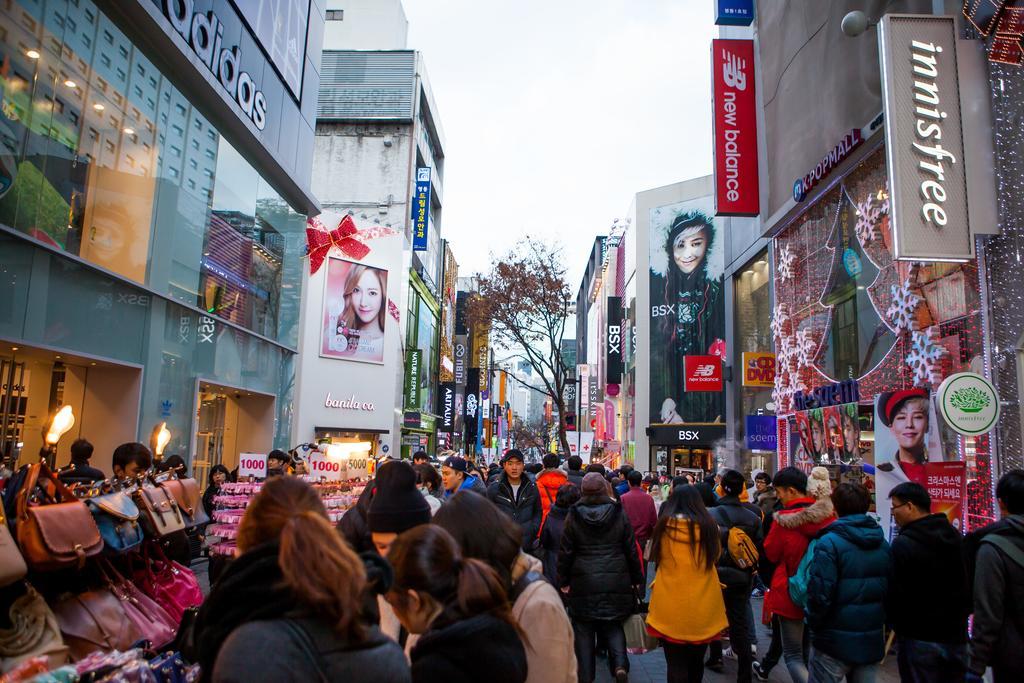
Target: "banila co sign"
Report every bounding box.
[879,15,972,261]
[713,39,759,217]
[162,0,267,130]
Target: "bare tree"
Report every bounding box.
[509,417,549,455]
[468,237,574,455]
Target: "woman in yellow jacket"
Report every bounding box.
[646,485,728,682]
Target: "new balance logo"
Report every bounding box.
[722,50,748,90]
[694,364,717,378]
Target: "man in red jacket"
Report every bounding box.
[762,466,835,683]
[620,470,657,552]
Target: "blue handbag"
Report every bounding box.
[86,491,144,553]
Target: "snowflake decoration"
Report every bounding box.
[769,303,791,340]
[886,279,921,333]
[906,326,948,388]
[855,192,888,246]
[778,244,796,282]
[794,327,818,372]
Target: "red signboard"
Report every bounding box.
[712,39,759,217]
[925,461,966,530]
[684,355,724,392]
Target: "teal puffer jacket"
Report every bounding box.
[806,514,890,665]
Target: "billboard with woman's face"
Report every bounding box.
[321,257,389,364]
[649,199,725,424]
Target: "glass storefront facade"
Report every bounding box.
[733,249,772,473]
[0,0,307,466]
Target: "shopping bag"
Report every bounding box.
[624,613,659,654]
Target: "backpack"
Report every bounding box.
[727,526,759,570]
[787,538,818,609]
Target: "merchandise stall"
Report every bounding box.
[770,146,996,536]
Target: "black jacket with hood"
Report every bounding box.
[557,494,644,621]
[887,513,969,644]
[710,495,764,587]
[338,479,375,554]
[410,613,527,683]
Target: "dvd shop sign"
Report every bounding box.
[713,39,759,216]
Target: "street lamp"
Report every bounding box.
[44,405,75,468]
[150,422,171,461]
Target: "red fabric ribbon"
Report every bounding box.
[305,214,372,274]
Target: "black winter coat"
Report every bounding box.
[338,479,375,554]
[488,475,543,549]
[557,494,644,622]
[887,513,969,644]
[540,504,570,585]
[967,515,1024,678]
[411,613,527,683]
[566,470,585,488]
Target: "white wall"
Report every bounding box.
[323,0,409,50]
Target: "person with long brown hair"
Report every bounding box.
[646,485,728,683]
[188,477,410,682]
[386,525,527,683]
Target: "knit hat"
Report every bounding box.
[581,472,609,496]
[368,460,431,533]
[807,466,832,500]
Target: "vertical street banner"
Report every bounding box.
[712,39,759,216]
[404,349,422,409]
[438,382,455,431]
[464,368,480,444]
[578,364,590,418]
[648,198,726,424]
[879,15,972,260]
[412,167,431,251]
[606,296,623,385]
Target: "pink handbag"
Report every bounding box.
[132,542,202,623]
[100,561,177,648]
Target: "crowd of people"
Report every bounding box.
[175,445,1024,683]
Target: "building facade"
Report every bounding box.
[0,0,324,481]
[294,42,448,460]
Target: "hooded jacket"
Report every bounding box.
[488,474,543,549]
[967,515,1024,678]
[566,469,585,488]
[557,494,644,622]
[762,497,836,620]
[510,554,578,683]
[805,514,890,665]
[539,504,570,585]
[535,468,568,525]
[710,495,764,587]
[338,480,376,554]
[410,613,527,683]
[646,517,728,643]
[446,474,487,499]
[887,513,969,644]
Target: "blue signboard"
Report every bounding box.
[412,167,431,251]
[745,415,778,451]
[715,0,754,26]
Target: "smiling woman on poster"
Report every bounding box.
[321,257,388,364]
[649,207,725,424]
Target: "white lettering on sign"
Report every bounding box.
[909,40,954,228]
[238,452,266,479]
[325,393,375,411]
[162,0,267,130]
[608,325,621,355]
[677,430,700,441]
[720,49,748,202]
[693,364,716,378]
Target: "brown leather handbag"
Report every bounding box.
[51,588,142,661]
[133,485,185,537]
[158,477,208,527]
[15,463,103,571]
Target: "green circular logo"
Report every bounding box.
[938,372,1000,436]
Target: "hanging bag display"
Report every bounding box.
[0,506,27,586]
[15,462,104,570]
[132,542,202,623]
[0,584,68,673]
[100,560,178,650]
[158,477,208,528]
[51,587,143,661]
[132,485,185,538]
[86,491,144,554]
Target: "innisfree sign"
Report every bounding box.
[937,372,1000,436]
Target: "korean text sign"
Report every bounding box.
[412,167,431,251]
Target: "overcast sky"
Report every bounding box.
[403,0,718,287]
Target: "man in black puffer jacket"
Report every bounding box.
[558,473,644,683]
[886,482,970,683]
[488,450,542,550]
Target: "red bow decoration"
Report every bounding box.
[305,214,372,274]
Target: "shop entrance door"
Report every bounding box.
[193,381,275,484]
[669,447,713,477]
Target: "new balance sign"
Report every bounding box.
[713,39,759,216]
[685,355,724,392]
